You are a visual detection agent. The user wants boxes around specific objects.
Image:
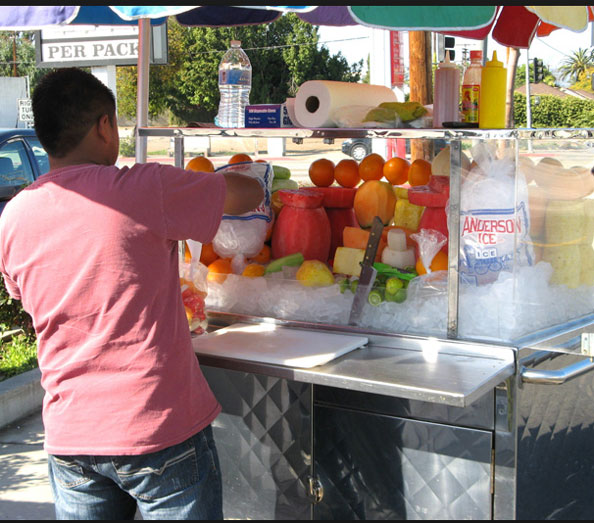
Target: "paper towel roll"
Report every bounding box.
[294,80,397,128]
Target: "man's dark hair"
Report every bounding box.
[32,68,116,158]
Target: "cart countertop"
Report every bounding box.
[193,325,515,408]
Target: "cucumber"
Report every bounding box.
[264,252,304,274]
[272,165,291,180]
[271,178,299,193]
[368,289,384,306]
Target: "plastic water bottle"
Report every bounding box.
[433,51,460,128]
[216,40,252,128]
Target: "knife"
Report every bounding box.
[348,216,384,325]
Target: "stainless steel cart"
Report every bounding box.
[143,126,594,520]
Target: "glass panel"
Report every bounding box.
[25,137,50,175]
[155,129,594,354]
[0,139,35,186]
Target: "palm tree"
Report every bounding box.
[558,48,594,83]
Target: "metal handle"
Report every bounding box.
[521,356,594,385]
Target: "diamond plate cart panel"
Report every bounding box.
[202,366,312,520]
[314,405,492,520]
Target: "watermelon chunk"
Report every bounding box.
[408,175,450,207]
[278,189,324,209]
[305,187,357,208]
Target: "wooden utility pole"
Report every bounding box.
[408,31,433,161]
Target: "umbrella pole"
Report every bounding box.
[135,18,151,164]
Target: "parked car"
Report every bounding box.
[341,137,371,162]
[0,128,49,214]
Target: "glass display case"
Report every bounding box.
[141,126,594,355]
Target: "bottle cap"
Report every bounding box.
[486,51,503,68]
[230,40,241,47]
[469,50,482,61]
[440,50,456,67]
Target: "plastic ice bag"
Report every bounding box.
[212,161,273,266]
[458,142,533,285]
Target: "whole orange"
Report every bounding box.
[186,156,215,173]
[408,159,432,186]
[199,242,219,266]
[383,157,410,186]
[250,244,272,265]
[229,153,253,164]
[359,153,385,182]
[309,158,335,187]
[416,250,448,275]
[207,258,232,283]
[334,159,361,188]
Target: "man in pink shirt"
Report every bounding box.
[0,68,263,520]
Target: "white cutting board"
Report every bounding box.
[193,323,368,369]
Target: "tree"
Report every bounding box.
[116,15,362,124]
[569,66,594,92]
[514,62,556,89]
[0,32,50,88]
[558,48,594,84]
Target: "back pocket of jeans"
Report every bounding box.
[50,456,92,489]
[113,440,199,501]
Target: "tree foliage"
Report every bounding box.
[0,31,51,88]
[116,15,362,124]
[558,48,594,84]
[514,62,556,88]
[513,92,594,128]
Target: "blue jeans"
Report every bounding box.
[47,425,223,520]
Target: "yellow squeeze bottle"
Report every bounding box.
[479,51,507,129]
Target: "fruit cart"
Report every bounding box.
[143,125,594,520]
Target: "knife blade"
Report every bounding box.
[348,216,384,325]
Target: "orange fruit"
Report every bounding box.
[199,242,219,267]
[229,153,252,164]
[242,263,266,278]
[207,258,232,283]
[254,158,268,163]
[383,157,410,185]
[186,156,215,173]
[359,153,385,182]
[334,159,361,188]
[183,241,192,263]
[408,159,432,187]
[309,158,335,187]
[416,250,448,275]
[250,244,272,265]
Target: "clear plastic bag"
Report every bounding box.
[458,142,533,285]
[212,161,273,269]
[179,255,209,334]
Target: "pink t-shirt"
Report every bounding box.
[0,162,226,455]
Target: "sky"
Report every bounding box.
[318,24,594,87]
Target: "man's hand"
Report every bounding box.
[222,172,265,215]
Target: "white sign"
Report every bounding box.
[17,98,33,123]
[36,24,168,68]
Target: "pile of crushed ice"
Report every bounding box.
[204,261,594,343]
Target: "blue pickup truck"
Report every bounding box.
[0,128,49,214]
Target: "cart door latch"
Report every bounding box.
[581,333,594,357]
[307,475,324,504]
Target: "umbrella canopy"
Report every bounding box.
[346,6,593,49]
[1,5,591,48]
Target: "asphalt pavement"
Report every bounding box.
[0,408,55,520]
